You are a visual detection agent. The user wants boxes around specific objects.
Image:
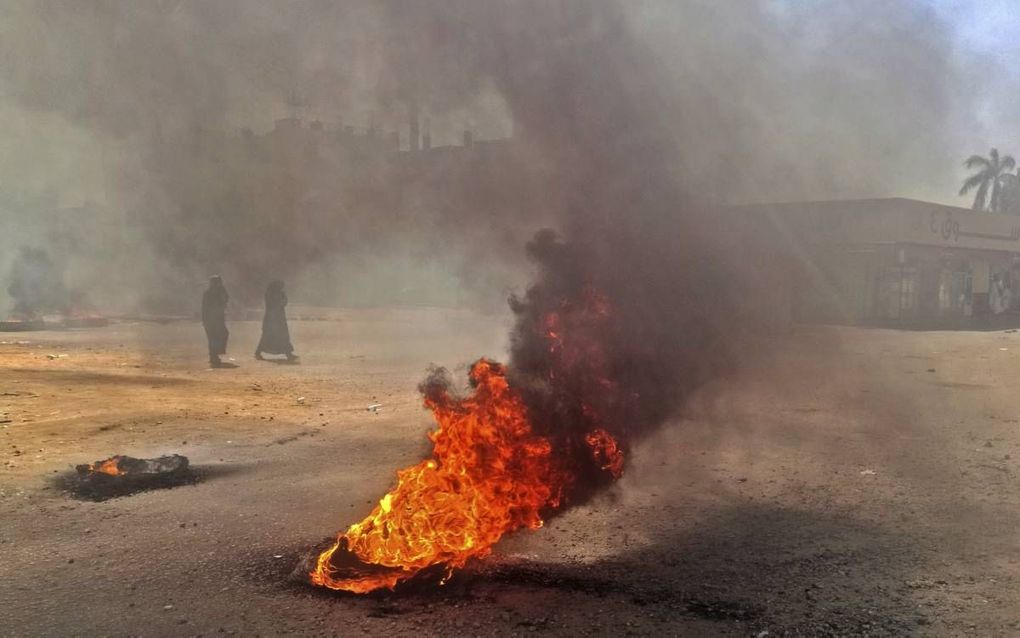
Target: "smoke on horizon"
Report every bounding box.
[0,1,1007,315]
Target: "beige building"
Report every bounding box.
[747,198,1020,327]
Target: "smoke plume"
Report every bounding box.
[365,1,797,498]
[0,0,998,313]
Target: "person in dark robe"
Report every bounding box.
[255,280,298,361]
[201,276,231,367]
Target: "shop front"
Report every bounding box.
[748,198,1020,327]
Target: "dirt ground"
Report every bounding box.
[1,308,1019,636]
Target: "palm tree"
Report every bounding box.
[960,148,1016,212]
[1000,170,1020,215]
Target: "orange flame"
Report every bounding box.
[585,428,625,478]
[310,359,622,593]
[87,456,126,476]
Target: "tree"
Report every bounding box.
[1000,170,1020,215]
[960,148,1016,212]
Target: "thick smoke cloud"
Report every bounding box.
[0,0,998,315]
[318,2,797,503]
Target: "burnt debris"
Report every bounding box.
[66,454,194,501]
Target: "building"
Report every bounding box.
[746,198,1020,327]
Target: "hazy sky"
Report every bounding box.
[932,0,1020,51]
[1,0,1019,210]
[929,0,1020,155]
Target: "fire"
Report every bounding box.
[310,359,622,593]
[585,428,624,478]
[86,456,126,476]
[311,282,626,593]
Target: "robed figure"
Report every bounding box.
[255,280,297,361]
[202,276,230,366]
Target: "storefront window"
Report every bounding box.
[875,267,918,319]
[939,270,972,315]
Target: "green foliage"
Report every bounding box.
[960,148,1016,212]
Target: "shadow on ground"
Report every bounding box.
[13,368,197,386]
[262,504,925,636]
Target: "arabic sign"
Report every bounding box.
[929,209,1020,244]
[753,199,1020,253]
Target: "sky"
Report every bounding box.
[1,0,1019,210]
[931,0,1020,53]
[928,0,1020,159]
[2,0,1020,315]
[624,0,1020,205]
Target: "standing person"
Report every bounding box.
[202,275,231,367]
[255,280,298,361]
[990,274,1009,315]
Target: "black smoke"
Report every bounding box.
[0,0,969,313]
[378,1,797,501]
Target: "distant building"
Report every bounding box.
[746,198,1020,327]
[236,111,496,158]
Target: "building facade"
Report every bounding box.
[748,198,1020,327]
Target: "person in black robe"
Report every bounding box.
[201,276,231,367]
[255,280,298,361]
